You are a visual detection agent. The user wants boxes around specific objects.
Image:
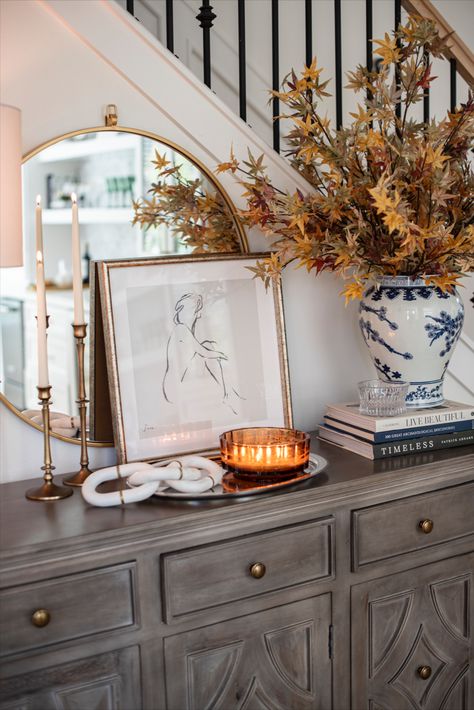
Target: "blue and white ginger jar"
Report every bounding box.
[359,276,464,409]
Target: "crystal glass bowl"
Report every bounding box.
[358,379,409,417]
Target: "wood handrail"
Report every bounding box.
[402,0,474,86]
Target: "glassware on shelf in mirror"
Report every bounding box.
[127,175,135,201]
[358,379,408,417]
[106,177,118,207]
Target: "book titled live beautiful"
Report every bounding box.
[318,425,474,460]
[325,401,474,433]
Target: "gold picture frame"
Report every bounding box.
[97,253,292,463]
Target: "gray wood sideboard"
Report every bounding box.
[0,439,473,710]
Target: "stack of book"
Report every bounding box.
[319,400,474,459]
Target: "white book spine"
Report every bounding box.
[326,405,474,433]
[375,408,474,432]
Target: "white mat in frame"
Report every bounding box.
[97,253,292,463]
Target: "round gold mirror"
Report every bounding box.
[0,126,247,445]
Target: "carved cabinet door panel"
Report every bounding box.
[351,552,473,710]
[164,594,332,710]
[0,645,141,710]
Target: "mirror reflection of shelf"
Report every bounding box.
[42,208,134,225]
[36,133,138,162]
[2,129,218,436]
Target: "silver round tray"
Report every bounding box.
[153,453,328,500]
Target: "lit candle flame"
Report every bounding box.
[71,192,77,204]
[36,250,43,263]
[36,195,41,207]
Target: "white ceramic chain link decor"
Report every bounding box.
[82,456,224,507]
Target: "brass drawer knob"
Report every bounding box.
[249,562,266,579]
[31,609,51,628]
[419,519,434,534]
[417,665,432,680]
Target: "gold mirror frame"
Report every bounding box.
[0,125,249,447]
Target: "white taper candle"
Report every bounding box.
[36,250,49,388]
[71,193,85,325]
[35,195,43,256]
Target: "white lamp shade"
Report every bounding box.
[0,104,23,267]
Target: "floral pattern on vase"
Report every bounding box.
[359,276,464,409]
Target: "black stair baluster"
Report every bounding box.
[238,0,247,121]
[166,0,174,53]
[366,0,373,72]
[305,0,312,67]
[394,0,402,119]
[366,0,373,121]
[450,58,457,112]
[334,0,342,129]
[197,0,216,89]
[272,0,280,153]
[423,51,430,124]
[126,0,135,16]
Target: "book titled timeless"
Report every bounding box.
[318,425,474,460]
[325,401,474,433]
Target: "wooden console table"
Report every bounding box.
[1,440,473,709]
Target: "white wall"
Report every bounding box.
[0,0,471,484]
[433,1,473,48]
[117,0,472,148]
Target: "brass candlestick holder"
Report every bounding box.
[64,323,92,486]
[25,386,73,501]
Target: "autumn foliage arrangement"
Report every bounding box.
[217,15,474,301]
[132,151,241,253]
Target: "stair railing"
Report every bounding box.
[126,0,472,155]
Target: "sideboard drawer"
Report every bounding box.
[352,482,474,570]
[162,518,334,622]
[0,562,138,657]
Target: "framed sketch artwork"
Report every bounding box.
[98,254,292,463]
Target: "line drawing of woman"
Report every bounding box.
[162,292,244,414]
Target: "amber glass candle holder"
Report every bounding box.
[220,427,311,482]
